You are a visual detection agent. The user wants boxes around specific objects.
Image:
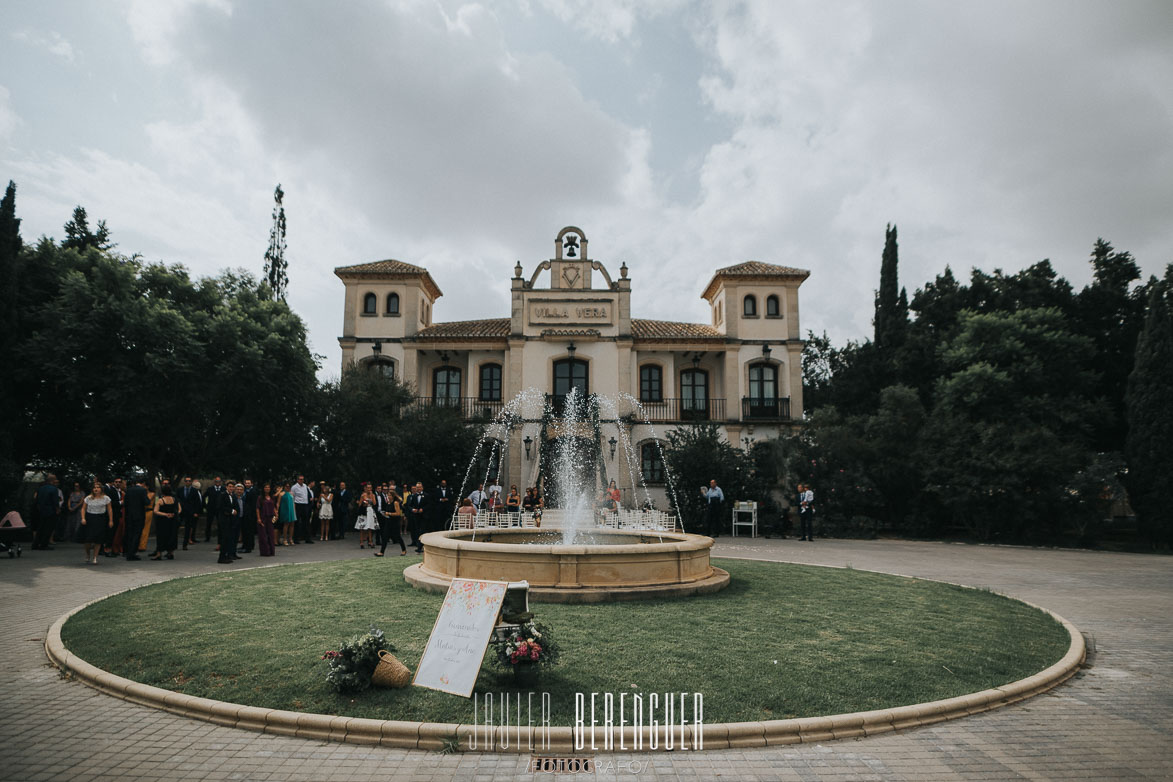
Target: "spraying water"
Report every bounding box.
[455,387,680,542]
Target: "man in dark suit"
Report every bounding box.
[123,477,150,561]
[217,481,242,563]
[203,476,226,542]
[239,479,259,553]
[32,473,60,550]
[431,480,454,533]
[178,476,201,549]
[332,481,351,540]
[404,482,428,553]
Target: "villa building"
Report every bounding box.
[335,227,809,506]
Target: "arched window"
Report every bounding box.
[680,368,709,419]
[553,358,589,413]
[766,294,780,317]
[385,292,400,315]
[639,365,663,403]
[362,292,377,315]
[433,367,461,406]
[479,364,502,401]
[743,295,757,317]
[365,358,395,379]
[640,442,665,484]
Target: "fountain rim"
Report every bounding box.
[419,528,713,556]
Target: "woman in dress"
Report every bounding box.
[355,483,378,549]
[456,498,477,528]
[375,485,406,557]
[80,482,114,565]
[278,482,296,546]
[150,484,179,560]
[607,479,621,508]
[505,486,521,514]
[66,482,85,543]
[256,483,276,557]
[317,483,334,541]
[138,486,157,553]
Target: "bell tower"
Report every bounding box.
[549,226,592,290]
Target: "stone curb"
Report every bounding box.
[44,575,1085,753]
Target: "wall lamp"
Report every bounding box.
[762,344,772,360]
[608,436,618,459]
[523,435,533,460]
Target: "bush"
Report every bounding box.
[321,626,392,693]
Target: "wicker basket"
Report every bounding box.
[371,650,411,688]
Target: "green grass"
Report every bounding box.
[60,558,1070,724]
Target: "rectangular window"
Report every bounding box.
[639,365,663,402]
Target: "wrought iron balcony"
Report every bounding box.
[741,396,791,421]
[634,397,726,422]
[409,397,504,420]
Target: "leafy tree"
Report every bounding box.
[7,210,319,484]
[315,367,480,490]
[263,184,288,300]
[920,308,1096,541]
[315,367,414,482]
[62,205,113,252]
[1076,239,1145,452]
[663,424,769,533]
[1124,266,1173,547]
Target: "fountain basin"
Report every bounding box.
[404,529,730,603]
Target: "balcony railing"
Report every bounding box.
[407,395,789,422]
[635,397,726,422]
[741,397,791,420]
[409,397,504,419]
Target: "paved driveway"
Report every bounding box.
[1,536,1169,781]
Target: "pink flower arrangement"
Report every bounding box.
[510,638,543,664]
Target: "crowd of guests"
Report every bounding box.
[27,472,505,565]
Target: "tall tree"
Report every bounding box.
[1124,266,1173,547]
[1077,239,1144,452]
[263,184,288,300]
[61,205,113,252]
[0,181,23,504]
[874,223,907,348]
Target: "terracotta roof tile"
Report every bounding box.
[334,259,443,299]
[701,260,810,301]
[334,259,428,275]
[631,318,724,340]
[713,260,809,277]
[414,318,510,339]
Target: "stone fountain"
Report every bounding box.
[403,389,729,602]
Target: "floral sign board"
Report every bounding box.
[413,578,509,697]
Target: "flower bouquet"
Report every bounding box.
[489,619,560,685]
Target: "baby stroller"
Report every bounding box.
[1,511,26,557]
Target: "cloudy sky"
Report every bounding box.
[3,0,1171,378]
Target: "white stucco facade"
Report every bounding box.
[336,227,809,506]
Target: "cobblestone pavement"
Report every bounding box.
[1,535,1170,781]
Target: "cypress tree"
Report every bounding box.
[0,181,22,503]
[263,184,288,300]
[1124,265,1173,547]
[874,224,906,348]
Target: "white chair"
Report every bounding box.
[732,501,758,537]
